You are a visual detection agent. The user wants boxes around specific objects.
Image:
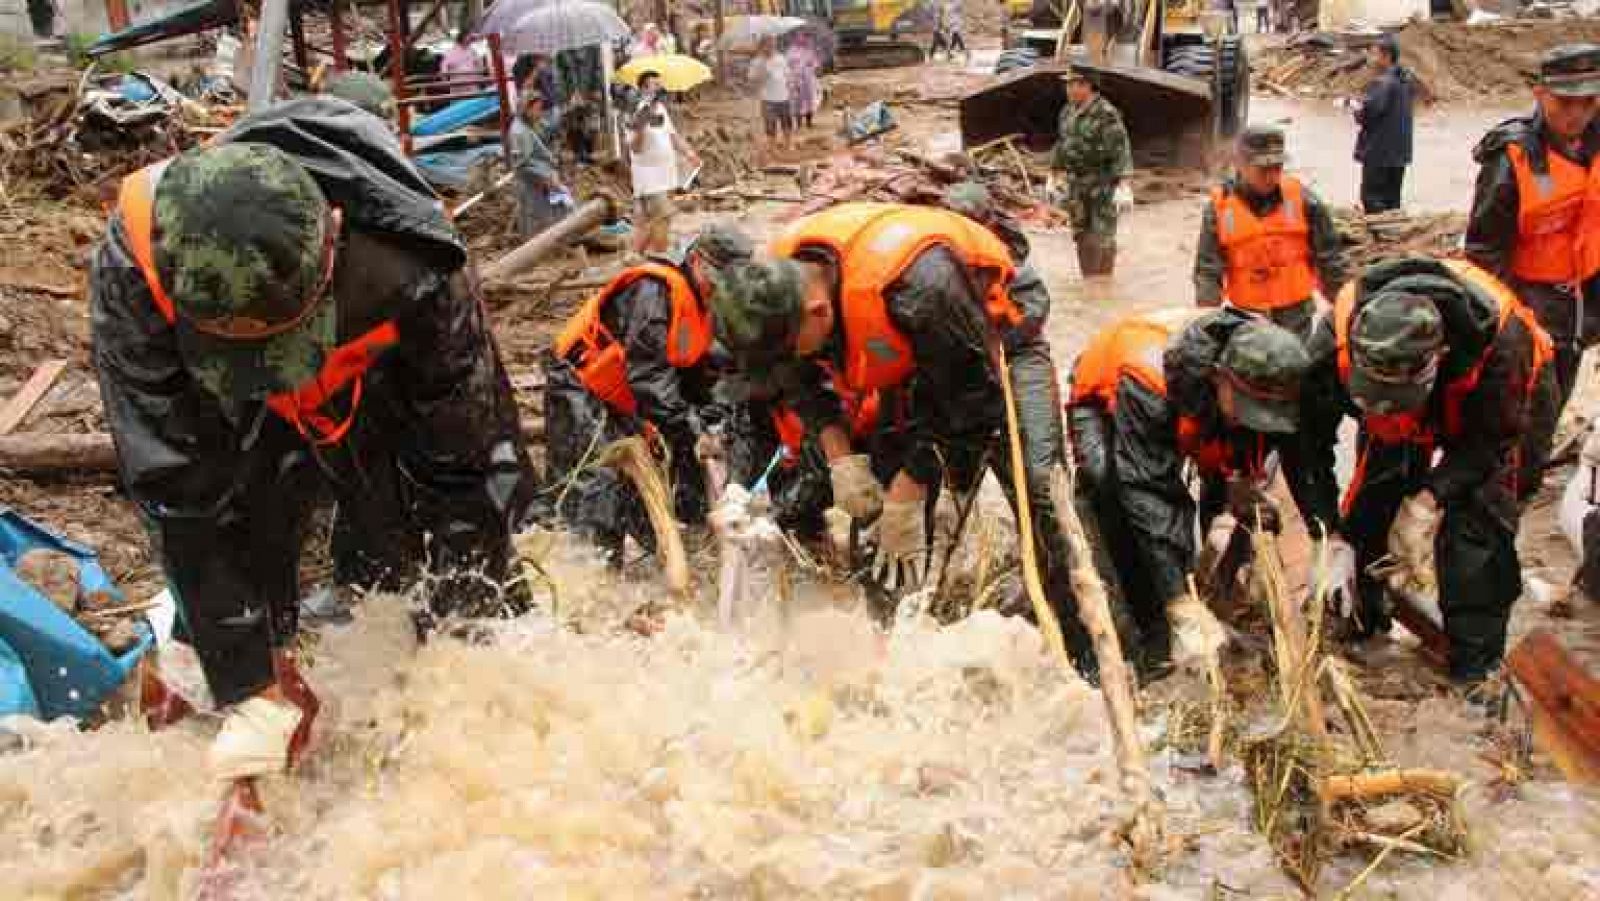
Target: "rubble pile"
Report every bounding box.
[1332,207,1468,272]
[1256,19,1600,103]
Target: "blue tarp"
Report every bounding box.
[411,95,501,137]
[412,143,504,189]
[0,510,152,721]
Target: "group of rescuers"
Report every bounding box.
[89,46,1598,783]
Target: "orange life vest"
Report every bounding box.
[770,202,1022,393]
[1574,156,1600,285]
[1505,142,1600,285]
[1069,313,1264,478]
[1211,177,1318,312]
[117,163,399,446]
[552,263,712,416]
[1333,260,1554,446]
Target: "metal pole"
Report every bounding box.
[387,0,412,153]
[488,33,513,167]
[248,0,292,112]
[601,40,619,160]
[331,0,348,70]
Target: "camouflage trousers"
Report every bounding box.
[1065,180,1119,276]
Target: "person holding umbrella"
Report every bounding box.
[616,54,712,255]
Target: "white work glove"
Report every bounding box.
[829,454,884,521]
[824,506,855,566]
[1317,536,1360,621]
[1385,491,1442,592]
[1112,182,1134,214]
[872,498,928,593]
[1166,594,1227,664]
[1195,511,1239,598]
[208,695,304,783]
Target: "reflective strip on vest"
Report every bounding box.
[1212,177,1317,311]
[552,263,710,415]
[771,202,1022,393]
[1506,142,1596,285]
[116,160,399,445]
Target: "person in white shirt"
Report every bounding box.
[627,70,700,254]
[748,36,793,152]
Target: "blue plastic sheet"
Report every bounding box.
[410,95,501,137]
[412,143,504,189]
[0,509,152,721]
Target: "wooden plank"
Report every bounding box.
[0,360,67,436]
[1507,629,1600,785]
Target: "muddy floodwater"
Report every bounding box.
[4,96,1600,899]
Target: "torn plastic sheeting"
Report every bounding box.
[0,510,152,721]
[413,143,505,189]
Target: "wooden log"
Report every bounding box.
[0,360,67,435]
[483,197,615,283]
[0,432,118,473]
[0,419,546,475]
[1316,768,1462,803]
[1507,629,1600,785]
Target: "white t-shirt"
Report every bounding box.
[630,104,678,196]
[754,53,791,104]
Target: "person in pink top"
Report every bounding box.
[786,32,821,130]
[441,29,482,78]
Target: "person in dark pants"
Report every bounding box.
[91,99,538,777]
[1466,45,1600,448]
[1353,34,1415,213]
[1300,257,1554,686]
[1066,309,1334,679]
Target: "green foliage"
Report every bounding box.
[61,32,135,73]
[0,33,39,73]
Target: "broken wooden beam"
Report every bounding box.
[0,419,547,476]
[1507,629,1600,785]
[0,360,68,435]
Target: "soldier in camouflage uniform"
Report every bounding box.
[91,98,536,776]
[1051,67,1133,277]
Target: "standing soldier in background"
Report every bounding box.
[1194,125,1347,340]
[1052,67,1134,277]
[1466,45,1600,439]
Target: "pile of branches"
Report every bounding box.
[1333,207,1468,272]
[0,71,215,201]
[789,144,1069,228]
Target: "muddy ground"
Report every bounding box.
[1,31,1599,898]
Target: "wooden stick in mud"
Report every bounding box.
[1190,573,1228,772]
[1253,528,1329,740]
[985,336,1070,668]
[599,434,690,599]
[1048,465,1165,872]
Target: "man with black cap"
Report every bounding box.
[1467,44,1600,451]
[1300,257,1554,686]
[1051,67,1133,277]
[709,203,1091,674]
[1067,308,1340,675]
[1352,33,1414,214]
[1194,125,1347,340]
[91,99,537,782]
[543,222,754,559]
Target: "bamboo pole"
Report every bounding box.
[1049,465,1164,873]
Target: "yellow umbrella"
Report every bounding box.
[615,53,713,91]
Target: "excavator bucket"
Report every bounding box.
[959,61,1217,168]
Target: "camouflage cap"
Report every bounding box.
[1539,44,1600,98]
[1237,125,1286,167]
[943,181,994,221]
[154,142,337,406]
[1218,317,1311,434]
[1348,290,1445,414]
[323,70,396,119]
[709,258,807,377]
[689,221,755,271]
